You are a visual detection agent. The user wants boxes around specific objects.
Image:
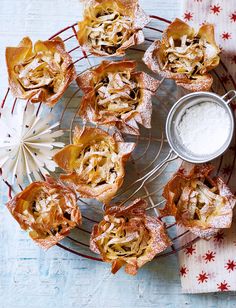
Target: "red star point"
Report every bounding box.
[185,245,196,256]
[225,260,236,272]
[184,11,193,21]
[210,4,222,15]
[230,12,236,22]
[180,265,188,277]
[214,231,224,243]
[197,271,209,284]
[217,281,230,291]
[221,32,232,40]
[203,251,216,263]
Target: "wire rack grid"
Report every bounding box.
[1,15,236,262]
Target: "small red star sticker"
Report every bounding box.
[230,12,236,22]
[225,260,236,272]
[221,32,232,40]
[220,74,230,84]
[203,251,216,263]
[222,164,232,175]
[185,245,196,256]
[210,4,222,15]
[214,231,224,243]
[184,11,193,21]
[217,281,230,292]
[180,265,188,277]
[197,271,209,284]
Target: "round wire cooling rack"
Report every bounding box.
[1,15,236,262]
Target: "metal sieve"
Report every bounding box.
[165,90,236,164]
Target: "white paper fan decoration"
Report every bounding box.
[0,103,64,185]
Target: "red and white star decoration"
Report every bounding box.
[225,260,236,272]
[180,265,189,277]
[185,245,196,256]
[197,271,209,284]
[183,11,193,21]
[230,12,236,22]
[179,0,236,294]
[203,251,216,263]
[217,281,230,292]
[214,231,225,243]
[221,32,232,40]
[210,4,222,15]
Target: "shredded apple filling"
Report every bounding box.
[164,35,217,78]
[14,50,64,92]
[6,178,82,249]
[87,9,133,54]
[178,180,224,222]
[22,189,71,238]
[75,140,119,187]
[94,216,151,260]
[95,71,140,116]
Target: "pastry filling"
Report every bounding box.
[164,35,218,78]
[14,50,65,93]
[22,188,71,239]
[87,8,133,54]
[75,140,120,187]
[177,180,226,222]
[95,71,141,117]
[95,215,151,260]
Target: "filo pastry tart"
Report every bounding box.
[77,0,150,56]
[143,18,220,91]
[90,198,171,275]
[53,126,135,204]
[6,177,82,249]
[77,60,159,135]
[6,36,76,106]
[161,164,236,238]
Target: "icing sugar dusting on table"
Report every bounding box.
[177,102,231,156]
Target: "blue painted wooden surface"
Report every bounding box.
[1,1,236,307]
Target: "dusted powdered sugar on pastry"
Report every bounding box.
[6,36,76,106]
[77,0,150,56]
[6,177,82,250]
[90,198,171,275]
[161,164,236,238]
[143,18,220,91]
[77,60,159,135]
[53,126,135,204]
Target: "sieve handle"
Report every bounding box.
[221,90,236,105]
[161,150,179,165]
